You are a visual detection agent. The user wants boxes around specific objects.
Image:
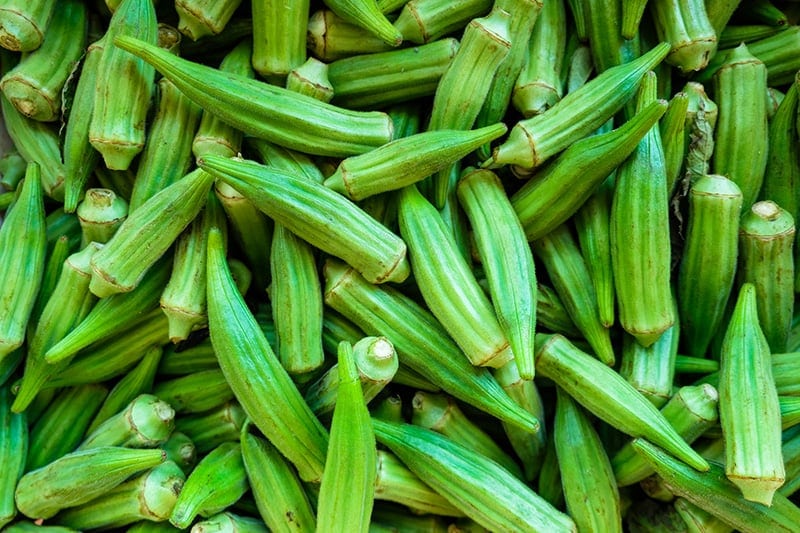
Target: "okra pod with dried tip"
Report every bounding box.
[633,439,800,532]
[760,77,800,219]
[373,419,576,532]
[398,184,512,368]
[651,0,717,72]
[77,188,129,246]
[619,316,679,408]
[0,0,56,51]
[201,155,409,284]
[317,341,377,533]
[78,393,175,450]
[324,124,507,202]
[457,168,537,379]
[89,0,157,170]
[152,369,233,414]
[323,259,539,432]
[15,447,165,519]
[114,35,393,157]
[719,283,784,505]
[176,402,246,454]
[175,0,242,41]
[89,168,213,298]
[412,391,523,478]
[511,100,667,241]
[0,386,27,529]
[554,387,622,533]
[738,201,795,353]
[285,57,333,102]
[55,460,186,530]
[307,9,394,62]
[192,512,268,533]
[170,442,248,529]
[207,228,329,481]
[678,174,742,357]
[0,0,86,121]
[535,334,709,472]
[240,427,316,533]
[0,162,45,362]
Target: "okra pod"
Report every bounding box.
[76,189,128,246]
[579,0,640,73]
[536,282,582,337]
[285,57,333,102]
[175,402,246,454]
[192,512,269,533]
[175,0,242,41]
[0,385,27,528]
[651,0,717,72]
[0,0,56,51]
[660,91,689,193]
[324,0,401,46]
[760,78,800,220]
[307,9,394,62]
[619,315,679,408]
[78,393,174,450]
[152,369,233,414]
[0,150,25,189]
[162,431,196,473]
[251,0,307,80]
[158,341,217,376]
[392,0,492,44]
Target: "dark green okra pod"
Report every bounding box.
[0,0,56,51]
[760,75,800,222]
[0,385,27,528]
[619,314,679,408]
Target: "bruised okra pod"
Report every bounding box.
[719,283,785,505]
[241,427,316,533]
[712,43,768,209]
[170,442,248,529]
[15,447,165,519]
[554,387,622,533]
[115,35,394,157]
[535,334,709,472]
[412,391,523,479]
[486,42,668,170]
[285,57,333,102]
[79,393,175,450]
[89,169,213,298]
[393,0,492,43]
[89,0,158,170]
[207,228,329,481]
[738,201,795,353]
[0,386,27,528]
[398,184,512,368]
[0,163,45,362]
[176,402,246,454]
[77,188,128,246]
[678,175,743,357]
[252,0,307,79]
[152,369,233,414]
[372,419,576,532]
[317,341,377,533]
[55,461,186,530]
[201,155,409,284]
[375,450,464,516]
[612,384,719,487]
[175,0,242,41]
[651,0,717,72]
[0,0,86,122]
[619,314,679,408]
[0,0,56,51]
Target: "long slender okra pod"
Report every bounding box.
[175,0,242,41]
[206,228,328,482]
[0,386,27,528]
[114,35,394,157]
[0,0,56,51]
[660,91,689,193]
[392,0,492,44]
[622,0,648,39]
[152,369,233,414]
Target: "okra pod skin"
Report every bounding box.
[114,36,394,158]
[307,9,394,62]
[77,188,129,246]
[176,402,246,455]
[579,0,639,74]
[0,0,57,52]
[251,0,308,80]
[79,393,175,450]
[0,386,27,529]
[393,0,492,44]
[760,77,800,223]
[175,0,242,41]
[324,0,402,46]
[619,317,678,409]
[650,0,717,73]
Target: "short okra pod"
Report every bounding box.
[200,155,409,284]
[372,419,577,532]
[114,35,394,157]
[535,334,710,472]
[152,369,233,414]
[176,402,246,454]
[398,184,513,368]
[175,0,242,41]
[307,9,394,62]
[78,393,175,450]
[0,386,27,529]
[0,0,56,51]
[77,188,129,246]
[170,442,248,529]
[14,447,165,519]
[0,162,46,362]
[163,431,197,474]
[392,0,492,44]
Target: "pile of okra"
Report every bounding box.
[5,0,800,531]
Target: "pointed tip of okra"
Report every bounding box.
[89,138,145,172]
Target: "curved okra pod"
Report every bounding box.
[200,155,409,284]
[651,0,717,72]
[323,259,539,433]
[89,0,158,170]
[207,228,329,482]
[15,447,165,520]
[392,0,492,44]
[719,283,785,505]
[511,100,667,241]
[0,386,27,529]
[535,334,710,472]
[89,169,214,298]
[554,387,622,533]
[0,0,85,122]
[240,427,316,533]
[375,450,464,516]
[738,201,795,353]
[114,35,394,157]
[457,168,536,378]
[77,189,128,246]
[175,0,242,41]
[372,419,576,532]
[324,124,507,201]
[398,184,512,368]
[0,163,46,362]
[176,402,246,455]
[0,0,56,52]
[678,174,742,357]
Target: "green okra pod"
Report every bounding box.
[114,35,394,157]
[622,0,648,39]
[0,163,45,362]
[760,77,799,219]
[152,369,233,414]
[201,155,409,284]
[307,9,394,62]
[619,315,679,408]
[77,189,129,246]
[162,431,196,473]
[30,234,72,324]
[579,0,639,74]
[192,512,269,533]
[4,522,79,533]
[158,341,217,376]
[175,402,246,454]
[252,0,307,80]
[554,387,622,533]
[324,0,402,46]
[719,283,785,505]
[511,100,667,241]
[371,394,404,423]
[317,341,377,533]
[457,168,537,379]
[15,447,165,520]
[651,0,717,72]
[285,57,333,102]
[207,228,329,482]
[535,334,710,472]
[0,0,56,52]
[678,174,743,357]
[392,0,492,44]
[660,91,690,193]
[0,150,25,189]
[372,419,576,532]
[175,0,242,41]
[89,169,213,298]
[323,259,539,433]
[170,442,248,529]
[79,393,175,450]
[536,282,581,337]
[398,184,513,368]
[0,385,27,528]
